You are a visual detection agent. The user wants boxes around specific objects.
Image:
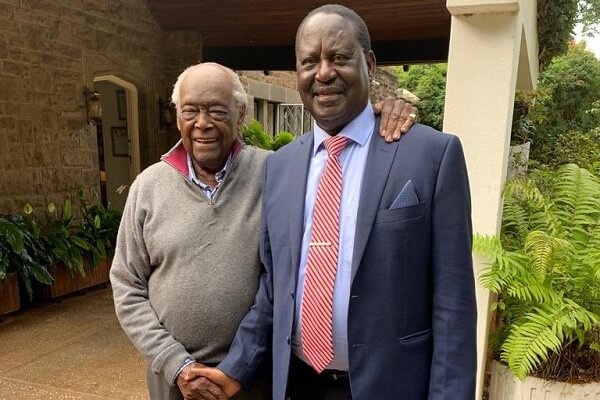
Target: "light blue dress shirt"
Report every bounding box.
[292,103,375,371]
[186,153,230,200]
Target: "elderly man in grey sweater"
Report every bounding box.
[110,62,416,400]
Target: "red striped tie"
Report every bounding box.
[301,134,348,373]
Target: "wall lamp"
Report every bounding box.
[159,97,174,129]
[83,87,102,125]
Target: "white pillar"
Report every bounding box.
[444,0,536,398]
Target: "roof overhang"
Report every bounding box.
[146,0,451,69]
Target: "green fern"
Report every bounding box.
[474,164,600,379]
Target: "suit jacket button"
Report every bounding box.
[290,291,295,300]
[286,336,291,345]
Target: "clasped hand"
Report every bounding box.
[177,362,241,400]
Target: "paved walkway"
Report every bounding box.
[0,287,147,399]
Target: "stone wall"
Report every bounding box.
[238,70,298,92]
[0,0,202,212]
[370,66,400,103]
[238,67,399,104]
[0,0,152,211]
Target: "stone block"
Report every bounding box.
[30,169,44,194]
[0,116,16,130]
[23,25,51,52]
[21,147,36,167]
[38,168,55,193]
[39,107,58,131]
[0,79,22,101]
[57,129,79,141]
[0,17,19,36]
[7,157,24,169]
[53,83,77,99]
[18,8,56,28]
[61,146,85,167]
[33,129,54,144]
[54,168,83,191]
[2,60,30,77]
[40,52,80,71]
[0,36,7,58]
[53,69,81,84]
[3,102,19,116]
[6,130,19,143]
[3,170,31,195]
[24,92,51,107]
[7,143,23,158]
[18,124,34,144]
[83,169,100,189]
[0,129,8,150]
[28,67,52,92]
[49,19,72,42]
[0,197,16,213]
[0,3,14,18]
[7,48,39,64]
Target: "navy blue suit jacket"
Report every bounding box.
[220,120,477,400]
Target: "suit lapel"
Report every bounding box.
[288,133,314,277]
[352,119,400,281]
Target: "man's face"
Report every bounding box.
[296,13,375,135]
[177,65,245,174]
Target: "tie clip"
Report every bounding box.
[309,241,332,247]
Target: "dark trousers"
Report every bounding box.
[288,355,352,400]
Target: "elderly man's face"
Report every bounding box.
[177,65,244,174]
[296,12,375,135]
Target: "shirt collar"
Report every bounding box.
[312,102,375,155]
[187,152,231,188]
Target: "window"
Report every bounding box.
[277,104,313,136]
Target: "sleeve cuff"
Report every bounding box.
[151,343,193,387]
[172,358,195,384]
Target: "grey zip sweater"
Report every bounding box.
[110,140,270,386]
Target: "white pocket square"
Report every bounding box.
[390,180,419,209]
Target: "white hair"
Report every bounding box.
[170,62,248,109]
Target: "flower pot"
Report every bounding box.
[36,259,112,300]
[86,258,111,287]
[0,273,21,315]
[488,360,600,399]
[46,264,89,298]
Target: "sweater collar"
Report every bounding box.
[161,139,242,178]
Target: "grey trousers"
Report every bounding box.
[146,365,271,400]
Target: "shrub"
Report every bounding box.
[0,213,53,299]
[271,131,295,151]
[242,119,272,150]
[474,164,600,381]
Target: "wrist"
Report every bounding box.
[173,358,194,384]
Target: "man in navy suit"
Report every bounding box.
[196,4,477,400]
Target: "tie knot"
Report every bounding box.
[324,135,348,158]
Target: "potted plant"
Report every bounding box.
[0,213,53,313]
[29,199,93,298]
[76,189,121,286]
[474,164,600,398]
